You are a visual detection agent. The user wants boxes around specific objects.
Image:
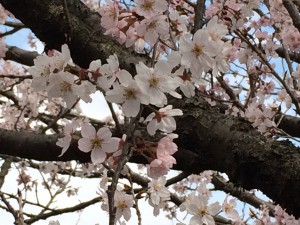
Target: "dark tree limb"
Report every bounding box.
[283,0,300,33]
[0,98,300,216]
[0,0,149,73]
[4,46,38,66]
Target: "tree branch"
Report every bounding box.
[0,0,149,73]
[0,98,300,216]
[24,196,102,224]
[4,45,38,66]
[283,0,300,33]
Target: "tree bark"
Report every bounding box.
[0,0,300,218]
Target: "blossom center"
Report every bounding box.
[91,138,102,149]
[142,1,154,10]
[60,81,72,92]
[199,207,207,216]
[193,44,203,57]
[148,21,157,29]
[117,200,126,209]
[41,65,51,77]
[154,112,166,122]
[124,88,137,99]
[149,76,159,88]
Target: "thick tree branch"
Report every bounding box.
[4,46,38,66]
[283,0,300,33]
[211,173,275,216]
[1,98,300,216]
[0,0,149,73]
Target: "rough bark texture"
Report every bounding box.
[0,0,149,73]
[0,0,300,217]
[0,99,300,216]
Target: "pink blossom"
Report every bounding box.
[180,29,218,76]
[147,158,172,178]
[125,24,146,53]
[78,123,120,164]
[136,15,169,46]
[222,196,240,221]
[47,71,78,108]
[0,4,9,24]
[147,134,178,178]
[181,192,221,225]
[145,105,182,135]
[99,0,120,29]
[56,120,80,157]
[105,73,149,117]
[169,9,188,33]
[206,16,228,42]
[148,176,170,205]
[114,191,134,221]
[29,44,72,92]
[134,0,168,19]
[156,133,178,157]
[104,19,127,44]
[97,54,119,91]
[135,61,180,107]
[275,205,299,225]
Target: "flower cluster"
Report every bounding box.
[28,44,95,108]
[147,176,170,216]
[147,134,178,178]
[180,192,221,225]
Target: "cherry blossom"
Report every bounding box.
[147,176,170,216]
[29,44,72,92]
[49,44,72,73]
[2,0,300,223]
[145,105,183,135]
[105,73,149,117]
[148,176,170,205]
[274,205,299,225]
[114,190,134,221]
[147,134,178,178]
[78,123,120,164]
[104,18,127,44]
[222,196,240,221]
[134,0,167,19]
[180,29,219,76]
[135,61,180,107]
[206,16,228,43]
[99,0,120,30]
[56,120,80,157]
[47,71,79,108]
[97,54,119,91]
[136,15,169,46]
[0,4,8,24]
[245,102,276,133]
[181,192,221,225]
[169,9,188,34]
